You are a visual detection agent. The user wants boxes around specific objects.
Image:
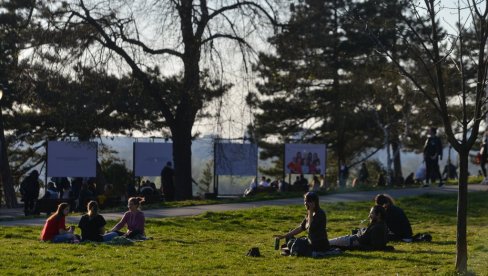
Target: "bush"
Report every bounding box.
[101,160,133,197]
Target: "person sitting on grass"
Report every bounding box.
[274,192,330,256]
[78,201,116,242]
[243,177,258,197]
[40,202,79,243]
[375,194,413,242]
[107,197,146,240]
[328,205,388,250]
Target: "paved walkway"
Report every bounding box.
[1,184,486,227]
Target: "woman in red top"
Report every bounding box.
[40,203,77,243]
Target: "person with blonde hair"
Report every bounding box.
[107,197,146,239]
[78,201,115,242]
[40,203,78,243]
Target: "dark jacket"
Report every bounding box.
[300,208,330,251]
[20,175,40,199]
[358,221,388,250]
[385,205,413,240]
[424,136,442,159]
[78,214,106,242]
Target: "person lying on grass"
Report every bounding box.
[375,194,413,242]
[78,201,117,242]
[40,203,79,243]
[274,192,330,256]
[107,197,146,240]
[328,205,388,250]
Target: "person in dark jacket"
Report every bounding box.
[160,161,175,201]
[328,205,388,250]
[375,194,413,242]
[274,192,330,255]
[20,170,40,216]
[423,127,443,187]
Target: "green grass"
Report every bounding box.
[1,192,488,275]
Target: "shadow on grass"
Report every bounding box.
[429,240,456,246]
[340,251,448,266]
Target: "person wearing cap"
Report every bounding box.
[423,127,443,187]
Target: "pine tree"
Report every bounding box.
[251,0,384,177]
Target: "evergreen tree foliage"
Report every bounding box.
[250,0,385,176]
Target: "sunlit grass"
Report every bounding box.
[1,192,487,275]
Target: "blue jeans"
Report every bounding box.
[103,232,119,242]
[52,233,74,243]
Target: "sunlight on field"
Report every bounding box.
[0,192,487,275]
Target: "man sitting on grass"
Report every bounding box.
[328,205,388,250]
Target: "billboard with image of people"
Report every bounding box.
[284,144,326,175]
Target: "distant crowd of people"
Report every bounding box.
[20,172,115,216]
[19,161,177,217]
[243,174,328,197]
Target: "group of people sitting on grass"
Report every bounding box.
[40,197,146,243]
[274,192,415,257]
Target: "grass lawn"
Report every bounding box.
[1,192,487,275]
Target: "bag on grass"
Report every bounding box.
[289,237,311,257]
[246,247,261,257]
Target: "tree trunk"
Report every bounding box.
[391,140,403,182]
[79,137,106,195]
[172,121,193,200]
[455,149,468,273]
[0,110,18,208]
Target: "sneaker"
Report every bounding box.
[402,238,413,243]
[438,182,444,187]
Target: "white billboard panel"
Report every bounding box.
[215,143,258,176]
[134,142,172,176]
[47,141,97,177]
[284,144,327,175]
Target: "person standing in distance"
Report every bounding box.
[20,170,40,216]
[479,130,488,184]
[423,127,443,187]
[160,161,175,201]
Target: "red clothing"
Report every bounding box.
[287,162,302,174]
[40,216,66,241]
